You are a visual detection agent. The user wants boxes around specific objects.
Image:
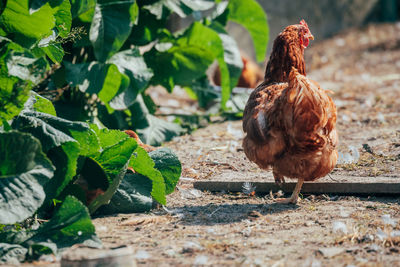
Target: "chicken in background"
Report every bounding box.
[124,130,155,152]
[212,53,264,88]
[242,20,338,204]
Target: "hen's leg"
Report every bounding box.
[273,170,285,186]
[275,179,304,204]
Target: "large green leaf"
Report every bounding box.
[27,196,101,250]
[149,148,181,195]
[209,22,243,91]
[227,0,269,62]
[0,196,101,262]
[40,43,64,63]
[24,91,57,116]
[70,0,96,19]
[86,126,139,213]
[185,75,220,108]
[107,49,153,110]
[145,43,214,92]
[137,114,184,146]
[53,0,72,38]
[129,146,166,205]
[0,38,32,124]
[0,244,27,264]
[5,49,49,84]
[0,131,54,224]
[12,110,98,153]
[65,62,129,106]
[99,147,181,214]
[11,110,99,204]
[177,22,236,108]
[43,142,80,207]
[128,95,185,145]
[127,9,166,46]
[0,0,70,48]
[0,76,31,125]
[98,173,153,214]
[144,0,214,19]
[90,0,138,62]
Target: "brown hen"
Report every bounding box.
[242,20,338,204]
[213,53,264,88]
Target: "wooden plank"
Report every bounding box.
[193,180,400,195]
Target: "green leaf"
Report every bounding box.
[98,173,153,214]
[53,0,72,38]
[24,91,57,116]
[86,127,138,213]
[28,196,101,250]
[12,111,97,153]
[28,0,49,14]
[11,108,99,206]
[145,43,214,92]
[0,131,54,224]
[0,76,31,125]
[42,142,80,208]
[127,9,166,46]
[185,76,220,108]
[100,147,182,214]
[32,93,56,116]
[127,95,185,145]
[137,114,184,146]
[107,49,153,109]
[209,22,243,90]
[70,0,96,19]
[144,0,214,19]
[227,0,269,62]
[4,48,49,84]
[0,196,101,263]
[129,146,166,205]
[0,244,27,264]
[90,0,138,62]
[65,62,129,106]
[177,22,234,108]
[0,0,69,48]
[40,43,64,63]
[149,148,181,195]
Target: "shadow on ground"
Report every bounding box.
[173,202,298,226]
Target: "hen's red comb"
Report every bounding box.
[299,19,309,29]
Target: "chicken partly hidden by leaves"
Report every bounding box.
[242,20,338,204]
[213,53,264,88]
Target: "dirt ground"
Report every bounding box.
[89,23,400,266]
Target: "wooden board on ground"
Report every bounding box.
[193,175,400,195]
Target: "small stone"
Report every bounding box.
[194,255,208,265]
[182,241,204,253]
[332,221,348,234]
[134,250,150,260]
[318,247,345,258]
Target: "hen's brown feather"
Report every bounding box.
[242,22,338,185]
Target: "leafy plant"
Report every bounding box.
[0,0,268,144]
[0,92,182,264]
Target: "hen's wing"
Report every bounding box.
[242,81,287,169]
[279,68,337,153]
[242,68,337,172]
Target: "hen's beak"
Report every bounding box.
[306,33,314,40]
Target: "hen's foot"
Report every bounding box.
[275,179,304,204]
[275,196,301,204]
